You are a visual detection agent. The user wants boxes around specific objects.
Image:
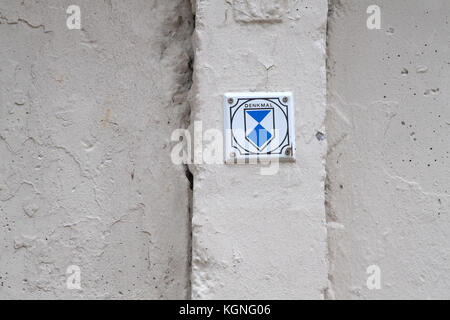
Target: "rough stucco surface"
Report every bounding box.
[327,0,450,299]
[191,0,329,299]
[0,0,193,298]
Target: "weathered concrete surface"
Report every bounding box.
[191,0,329,299]
[326,0,450,299]
[0,0,193,298]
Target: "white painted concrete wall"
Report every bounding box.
[2,0,450,300]
[0,0,193,299]
[190,0,329,299]
[326,0,450,299]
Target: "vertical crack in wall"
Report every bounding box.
[324,0,340,300]
[184,0,195,300]
[161,0,195,299]
[152,0,195,299]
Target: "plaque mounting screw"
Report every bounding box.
[282,96,288,103]
[227,98,234,104]
[285,148,292,156]
[230,152,236,158]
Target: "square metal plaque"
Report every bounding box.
[224,92,296,163]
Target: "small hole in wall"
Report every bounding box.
[316,131,326,141]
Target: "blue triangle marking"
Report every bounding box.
[246,109,270,123]
[247,124,273,148]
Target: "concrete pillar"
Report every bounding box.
[191,0,329,299]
